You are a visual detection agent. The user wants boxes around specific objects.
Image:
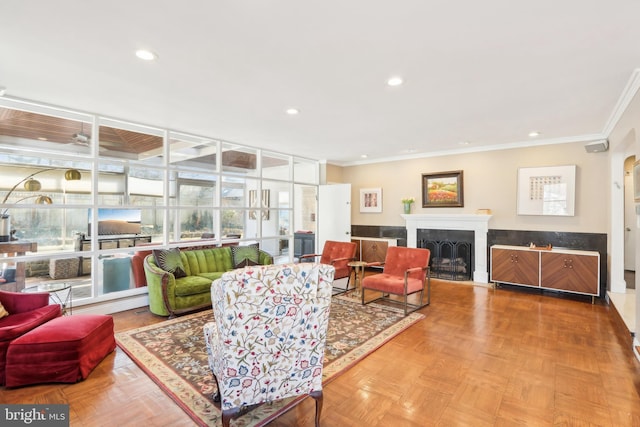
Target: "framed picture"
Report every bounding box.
[634,160,640,202]
[517,165,576,216]
[422,170,464,208]
[249,189,270,220]
[360,188,382,213]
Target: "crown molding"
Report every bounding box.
[334,133,606,167]
[602,68,640,137]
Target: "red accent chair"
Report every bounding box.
[299,240,357,294]
[131,249,153,287]
[0,290,62,385]
[361,246,431,315]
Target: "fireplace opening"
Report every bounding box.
[417,229,474,281]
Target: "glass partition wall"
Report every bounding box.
[0,99,319,308]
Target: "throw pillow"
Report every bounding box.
[230,245,260,268]
[153,248,187,278]
[0,302,9,319]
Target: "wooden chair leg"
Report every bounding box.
[221,408,242,427]
[310,390,323,427]
[211,374,221,406]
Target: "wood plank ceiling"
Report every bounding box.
[0,107,288,169]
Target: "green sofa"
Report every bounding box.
[143,246,273,317]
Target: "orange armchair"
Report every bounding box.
[361,246,431,315]
[299,240,357,294]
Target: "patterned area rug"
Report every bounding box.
[116,296,424,426]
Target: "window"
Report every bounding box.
[0,100,319,306]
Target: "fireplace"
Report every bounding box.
[418,229,474,281]
[402,214,492,283]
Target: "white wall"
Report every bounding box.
[607,83,640,344]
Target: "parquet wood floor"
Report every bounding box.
[1,280,640,426]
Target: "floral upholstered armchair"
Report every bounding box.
[203,263,335,427]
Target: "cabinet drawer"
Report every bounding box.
[540,252,599,295]
[361,240,388,263]
[491,247,539,287]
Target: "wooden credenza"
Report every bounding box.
[490,245,600,301]
[351,237,398,264]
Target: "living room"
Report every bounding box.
[2,2,640,425]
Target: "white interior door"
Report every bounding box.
[318,184,351,251]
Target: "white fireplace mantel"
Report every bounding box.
[401,214,492,283]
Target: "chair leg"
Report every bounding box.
[221,408,242,427]
[211,374,221,405]
[310,390,323,427]
[404,292,409,316]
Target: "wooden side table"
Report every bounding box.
[347,261,368,296]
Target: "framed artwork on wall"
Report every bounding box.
[360,188,382,213]
[517,165,576,216]
[422,170,464,208]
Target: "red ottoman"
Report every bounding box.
[5,314,115,387]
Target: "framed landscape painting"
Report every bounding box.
[422,170,464,208]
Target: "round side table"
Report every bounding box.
[22,282,72,315]
[347,261,368,296]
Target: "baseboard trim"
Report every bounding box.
[608,292,635,351]
[72,294,149,315]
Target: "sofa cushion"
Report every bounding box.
[0,304,62,342]
[174,276,215,297]
[180,248,234,276]
[230,245,260,268]
[196,272,225,282]
[0,302,8,319]
[153,248,187,278]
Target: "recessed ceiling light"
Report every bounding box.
[361,154,368,159]
[387,76,404,87]
[37,137,48,141]
[135,49,158,61]
[528,131,541,137]
[285,108,299,115]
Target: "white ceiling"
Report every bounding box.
[1,1,640,165]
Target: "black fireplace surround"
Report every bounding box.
[417,229,474,281]
[351,225,607,296]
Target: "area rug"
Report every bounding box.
[116,296,424,426]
